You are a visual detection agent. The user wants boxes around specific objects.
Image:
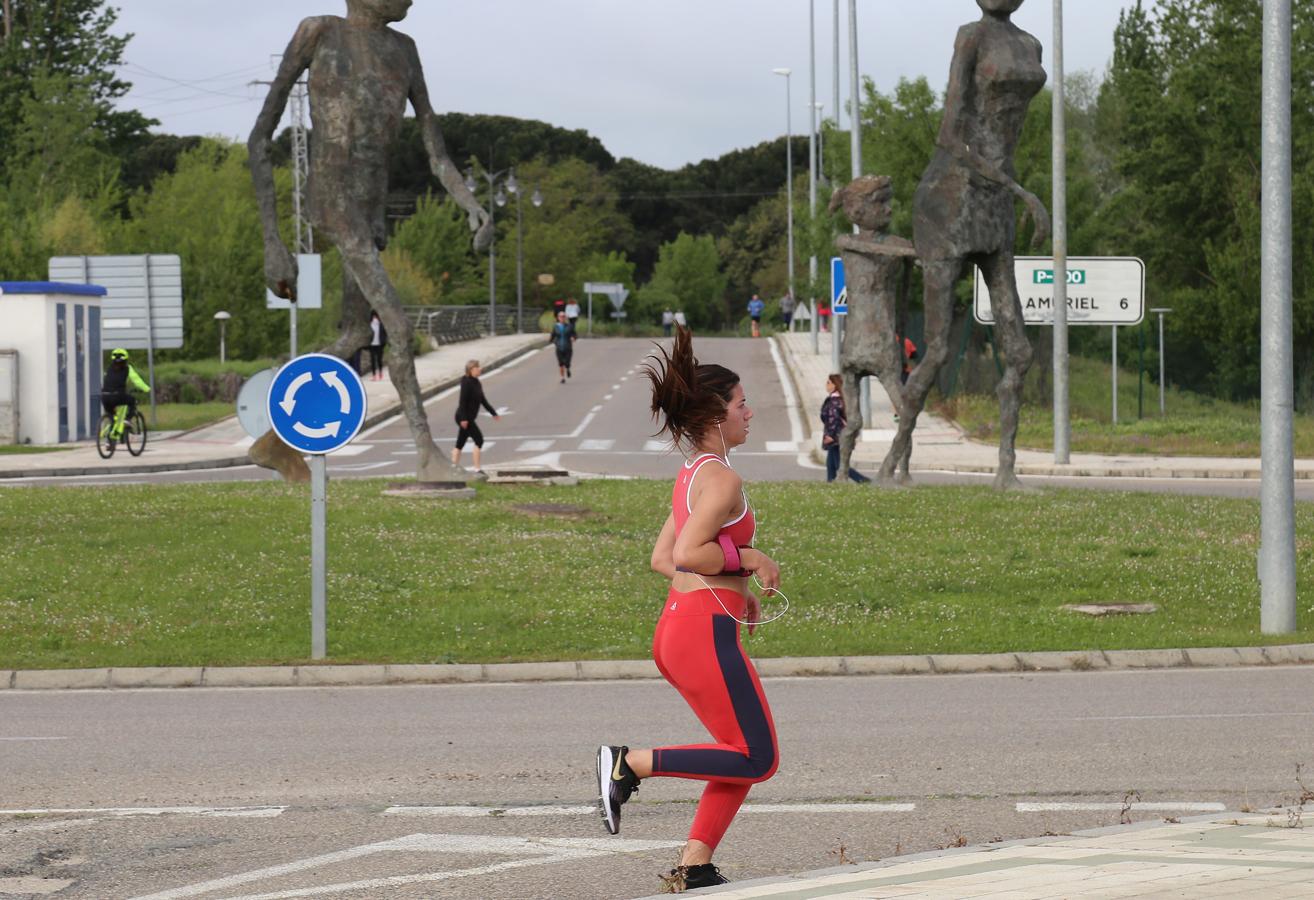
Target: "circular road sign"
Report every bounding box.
[266,353,368,455]
[235,368,277,439]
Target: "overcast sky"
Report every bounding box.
[113,1,1138,171]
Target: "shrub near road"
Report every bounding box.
[1,480,1310,670]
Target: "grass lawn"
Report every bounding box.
[936,355,1314,457]
[150,401,235,433]
[0,445,71,455]
[1,479,1311,671]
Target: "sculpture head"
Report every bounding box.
[977,0,1024,16]
[346,0,413,25]
[828,175,895,233]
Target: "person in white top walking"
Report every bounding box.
[368,310,388,381]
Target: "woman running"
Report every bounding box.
[598,325,782,893]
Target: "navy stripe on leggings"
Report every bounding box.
[654,616,776,780]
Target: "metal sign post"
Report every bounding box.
[267,353,367,659]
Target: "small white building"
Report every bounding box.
[0,281,107,445]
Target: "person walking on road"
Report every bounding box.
[821,373,871,483]
[451,359,499,475]
[673,309,687,329]
[598,325,783,893]
[779,292,796,332]
[565,297,580,330]
[662,308,675,337]
[367,310,388,380]
[549,311,576,383]
[747,294,765,337]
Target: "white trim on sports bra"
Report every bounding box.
[683,452,749,530]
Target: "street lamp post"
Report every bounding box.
[214,311,230,363]
[496,172,544,333]
[465,162,515,336]
[1149,307,1172,414]
[807,2,818,346]
[773,68,796,321]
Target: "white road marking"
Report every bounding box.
[643,439,671,452]
[739,803,916,814]
[129,833,680,900]
[577,439,614,451]
[518,452,564,469]
[1057,712,1314,721]
[611,384,621,391]
[515,440,555,452]
[568,411,597,438]
[603,394,613,400]
[326,461,395,473]
[496,406,512,415]
[320,444,371,457]
[590,404,603,413]
[390,450,418,456]
[1016,802,1226,812]
[768,337,824,470]
[1,806,286,819]
[383,805,596,818]
[765,441,799,453]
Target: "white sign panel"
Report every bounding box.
[265,254,323,310]
[49,254,184,349]
[974,256,1145,326]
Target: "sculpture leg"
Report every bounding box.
[338,238,471,484]
[838,368,863,480]
[981,251,1034,490]
[882,259,959,483]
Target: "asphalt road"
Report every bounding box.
[4,667,1311,898]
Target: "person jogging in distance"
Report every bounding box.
[597,325,782,893]
[549,310,575,383]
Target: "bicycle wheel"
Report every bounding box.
[96,414,116,459]
[125,411,147,456]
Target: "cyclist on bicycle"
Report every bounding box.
[101,348,150,430]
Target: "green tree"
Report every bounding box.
[0,0,150,160]
[635,232,727,329]
[388,192,480,303]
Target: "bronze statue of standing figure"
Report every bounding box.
[899,0,1050,489]
[829,176,917,483]
[248,0,492,483]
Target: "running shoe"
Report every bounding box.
[658,863,730,893]
[597,744,640,835]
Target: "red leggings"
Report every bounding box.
[650,587,779,850]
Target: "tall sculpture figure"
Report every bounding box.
[830,176,917,484]
[897,0,1050,489]
[249,0,492,483]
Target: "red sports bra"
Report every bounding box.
[672,452,756,557]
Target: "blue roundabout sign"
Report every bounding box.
[266,353,367,455]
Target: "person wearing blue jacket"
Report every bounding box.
[747,294,765,337]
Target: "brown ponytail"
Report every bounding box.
[644,325,740,452]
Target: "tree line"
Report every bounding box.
[1,0,1308,404]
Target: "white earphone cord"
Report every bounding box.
[689,422,790,627]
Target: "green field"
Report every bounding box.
[1,479,1310,671]
[938,355,1314,457]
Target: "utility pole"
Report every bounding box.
[1051,0,1070,464]
[1260,0,1296,634]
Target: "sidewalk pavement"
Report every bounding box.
[775,331,1314,481]
[0,333,547,480]
[638,812,1314,898]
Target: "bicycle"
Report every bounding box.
[96,404,147,459]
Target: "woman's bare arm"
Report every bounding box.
[650,512,677,579]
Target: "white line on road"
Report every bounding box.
[768,337,823,471]
[1016,802,1226,812]
[764,441,800,453]
[1056,712,1314,721]
[129,833,679,900]
[577,439,614,451]
[644,439,672,452]
[515,440,555,452]
[383,805,597,818]
[1,806,287,819]
[739,803,916,814]
[327,461,395,473]
[603,393,613,400]
[569,411,597,438]
[590,404,603,413]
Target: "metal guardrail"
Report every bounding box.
[403,305,541,344]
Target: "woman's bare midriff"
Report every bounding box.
[671,572,750,596]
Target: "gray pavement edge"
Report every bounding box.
[2,643,1311,691]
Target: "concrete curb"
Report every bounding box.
[0,339,544,481]
[3,643,1311,691]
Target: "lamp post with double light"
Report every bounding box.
[465,163,516,335]
[495,171,543,333]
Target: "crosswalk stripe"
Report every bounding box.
[643,439,672,452]
[515,440,555,452]
[577,439,614,451]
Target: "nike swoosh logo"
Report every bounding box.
[612,753,625,782]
